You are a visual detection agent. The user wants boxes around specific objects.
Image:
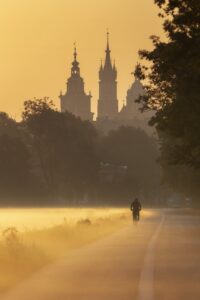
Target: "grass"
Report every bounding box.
[0,208,130,294]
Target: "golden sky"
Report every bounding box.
[0,0,163,119]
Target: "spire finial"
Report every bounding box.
[104,29,112,68]
[107,29,109,40]
[73,42,77,61]
[106,29,110,49]
[71,42,80,76]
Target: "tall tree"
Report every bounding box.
[0,113,34,203]
[135,0,200,168]
[99,126,161,203]
[22,98,98,200]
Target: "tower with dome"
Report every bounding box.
[60,46,93,121]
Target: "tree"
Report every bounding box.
[0,113,34,203]
[0,112,21,137]
[0,135,31,196]
[22,98,98,201]
[157,131,200,203]
[135,0,200,168]
[98,126,161,203]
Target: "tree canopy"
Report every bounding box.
[0,113,34,202]
[135,0,200,168]
[98,126,160,203]
[22,98,98,201]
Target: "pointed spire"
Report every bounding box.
[105,30,112,68]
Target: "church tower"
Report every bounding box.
[60,46,93,122]
[97,33,118,120]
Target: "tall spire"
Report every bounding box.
[98,31,118,120]
[105,30,112,68]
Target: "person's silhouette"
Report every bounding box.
[130,198,142,221]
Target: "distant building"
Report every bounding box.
[119,76,144,120]
[60,47,93,121]
[117,75,155,135]
[119,75,153,121]
[97,32,118,120]
[96,70,155,135]
[59,34,154,135]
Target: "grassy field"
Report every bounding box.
[0,207,130,294]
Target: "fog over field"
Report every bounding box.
[0,207,131,293]
[0,207,129,231]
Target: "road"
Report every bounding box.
[1,209,200,300]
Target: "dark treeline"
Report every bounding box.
[98,126,160,205]
[0,98,161,206]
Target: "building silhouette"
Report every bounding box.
[97,32,118,120]
[119,75,144,120]
[60,46,93,121]
[59,34,154,135]
[117,74,155,135]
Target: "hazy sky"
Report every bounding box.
[0,0,164,119]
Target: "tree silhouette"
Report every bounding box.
[22,98,98,201]
[135,0,200,169]
[98,126,160,203]
[0,113,33,202]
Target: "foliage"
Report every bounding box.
[0,209,128,293]
[22,98,99,200]
[135,0,200,168]
[0,99,162,204]
[0,112,20,137]
[98,126,161,203]
[158,131,200,202]
[3,227,20,247]
[0,114,34,201]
